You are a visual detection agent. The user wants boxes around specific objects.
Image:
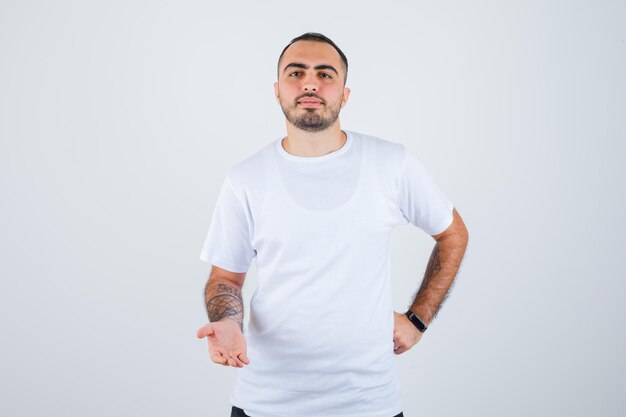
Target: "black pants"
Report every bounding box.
[231,405,404,417]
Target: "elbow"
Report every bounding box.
[433,208,468,244]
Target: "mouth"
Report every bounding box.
[297,99,323,108]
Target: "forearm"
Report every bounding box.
[204,278,244,331]
[409,233,468,326]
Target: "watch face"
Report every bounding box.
[407,312,426,331]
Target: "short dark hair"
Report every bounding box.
[277,32,348,86]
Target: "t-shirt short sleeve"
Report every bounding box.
[199,175,256,273]
[395,146,455,235]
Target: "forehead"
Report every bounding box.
[280,40,343,71]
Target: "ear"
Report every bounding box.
[341,87,351,108]
[273,82,280,103]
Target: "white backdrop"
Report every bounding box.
[1,1,624,416]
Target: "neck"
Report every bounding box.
[282,120,346,157]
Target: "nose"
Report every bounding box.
[302,74,318,92]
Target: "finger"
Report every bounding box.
[210,349,228,365]
[231,352,248,367]
[226,351,248,368]
[238,352,250,365]
[395,343,409,354]
[218,351,230,367]
[218,349,235,367]
[196,323,214,339]
[226,352,242,367]
[211,352,227,365]
[222,357,232,366]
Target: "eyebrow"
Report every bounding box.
[282,62,339,77]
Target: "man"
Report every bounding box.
[196,32,469,417]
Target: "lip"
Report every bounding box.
[298,97,323,103]
[298,98,323,107]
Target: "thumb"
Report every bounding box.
[196,323,214,339]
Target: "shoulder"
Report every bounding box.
[224,139,276,193]
[228,141,275,183]
[348,129,407,174]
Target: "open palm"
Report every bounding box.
[196,320,250,367]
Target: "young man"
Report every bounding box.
[196,32,469,417]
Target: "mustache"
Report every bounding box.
[296,93,325,103]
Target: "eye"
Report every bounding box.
[289,71,302,77]
[320,73,332,78]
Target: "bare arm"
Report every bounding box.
[408,208,469,326]
[197,265,250,367]
[204,265,247,331]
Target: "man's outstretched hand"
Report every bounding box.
[393,311,424,354]
[196,320,250,367]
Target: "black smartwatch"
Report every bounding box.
[405,310,428,333]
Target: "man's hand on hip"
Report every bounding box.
[392,311,424,354]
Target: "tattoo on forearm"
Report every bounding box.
[205,282,244,329]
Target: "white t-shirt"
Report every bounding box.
[199,129,454,417]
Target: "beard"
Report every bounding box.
[279,94,342,132]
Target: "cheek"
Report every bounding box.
[325,87,345,103]
[279,84,299,100]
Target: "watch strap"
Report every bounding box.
[405,310,428,333]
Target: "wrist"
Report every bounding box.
[405,310,428,333]
[217,317,243,330]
